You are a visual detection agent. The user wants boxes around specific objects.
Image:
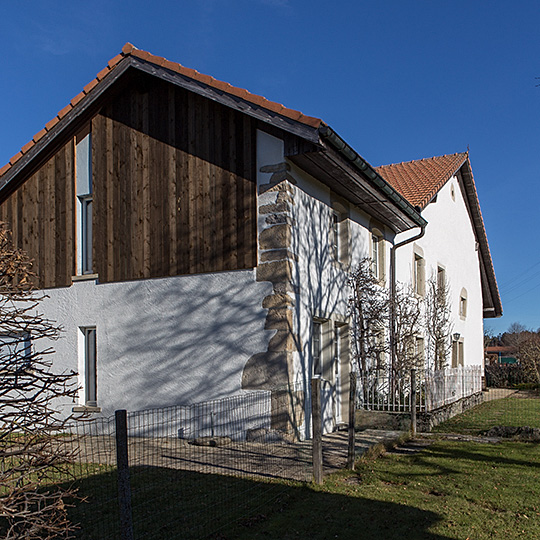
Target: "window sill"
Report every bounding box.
[72,274,99,282]
[72,405,102,413]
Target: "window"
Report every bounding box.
[415,337,425,366]
[371,229,384,280]
[459,288,468,319]
[437,266,446,290]
[331,204,349,264]
[414,252,425,296]
[452,338,464,368]
[0,333,31,375]
[332,212,340,261]
[312,321,322,376]
[76,128,93,275]
[333,324,340,377]
[81,327,97,407]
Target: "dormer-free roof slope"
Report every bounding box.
[0,43,425,233]
[0,43,322,179]
[376,153,502,318]
[375,152,468,210]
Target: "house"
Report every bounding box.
[0,44,428,437]
[376,153,502,373]
[485,346,517,365]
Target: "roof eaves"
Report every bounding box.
[0,55,134,194]
[0,43,323,184]
[459,158,502,318]
[318,125,427,229]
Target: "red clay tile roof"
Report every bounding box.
[0,43,322,180]
[375,152,468,209]
[377,152,502,317]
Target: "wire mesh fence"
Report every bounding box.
[64,383,313,539]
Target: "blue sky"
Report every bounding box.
[1,1,539,334]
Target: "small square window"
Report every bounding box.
[0,333,31,376]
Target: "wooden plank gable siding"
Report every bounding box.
[0,141,75,289]
[92,76,257,284]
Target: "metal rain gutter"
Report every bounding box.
[318,125,427,229]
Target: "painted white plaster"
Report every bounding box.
[256,130,397,434]
[40,270,273,418]
[394,176,484,369]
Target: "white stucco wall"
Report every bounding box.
[39,270,273,418]
[394,175,484,368]
[257,129,396,433]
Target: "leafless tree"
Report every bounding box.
[348,258,390,379]
[392,282,424,377]
[0,223,78,539]
[518,333,540,387]
[425,274,453,370]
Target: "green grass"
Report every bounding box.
[44,394,540,538]
[65,440,540,540]
[433,393,540,435]
[222,440,540,540]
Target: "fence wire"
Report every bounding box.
[65,383,312,539]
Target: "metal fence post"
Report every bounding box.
[347,372,357,470]
[115,409,134,540]
[311,377,323,484]
[410,369,417,436]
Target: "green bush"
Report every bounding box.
[484,363,532,388]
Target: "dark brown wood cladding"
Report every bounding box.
[92,76,257,283]
[0,141,75,289]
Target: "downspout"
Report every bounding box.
[389,223,426,384]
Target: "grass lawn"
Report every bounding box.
[433,393,540,435]
[221,440,540,540]
[66,439,540,540]
[62,393,540,539]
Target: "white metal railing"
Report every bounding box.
[357,366,483,413]
[424,366,482,411]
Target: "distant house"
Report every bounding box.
[0,44,429,437]
[485,346,518,365]
[376,153,502,371]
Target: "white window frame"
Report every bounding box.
[0,332,32,376]
[80,327,97,407]
[76,130,93,276]
[371,229,384,280]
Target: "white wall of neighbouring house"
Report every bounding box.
[394,174,484,370]
[39,270,273,419]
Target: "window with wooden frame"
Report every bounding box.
[452,338,464,368]
[331,211,340,262]
[81,327,97,407]
[331,202,349,265]
[312,320,322,377]
[437,265,446,291]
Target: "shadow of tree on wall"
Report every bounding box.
[93,272,273,412]
[287,183,368,438]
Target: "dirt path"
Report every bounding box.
[70,429,407,482]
